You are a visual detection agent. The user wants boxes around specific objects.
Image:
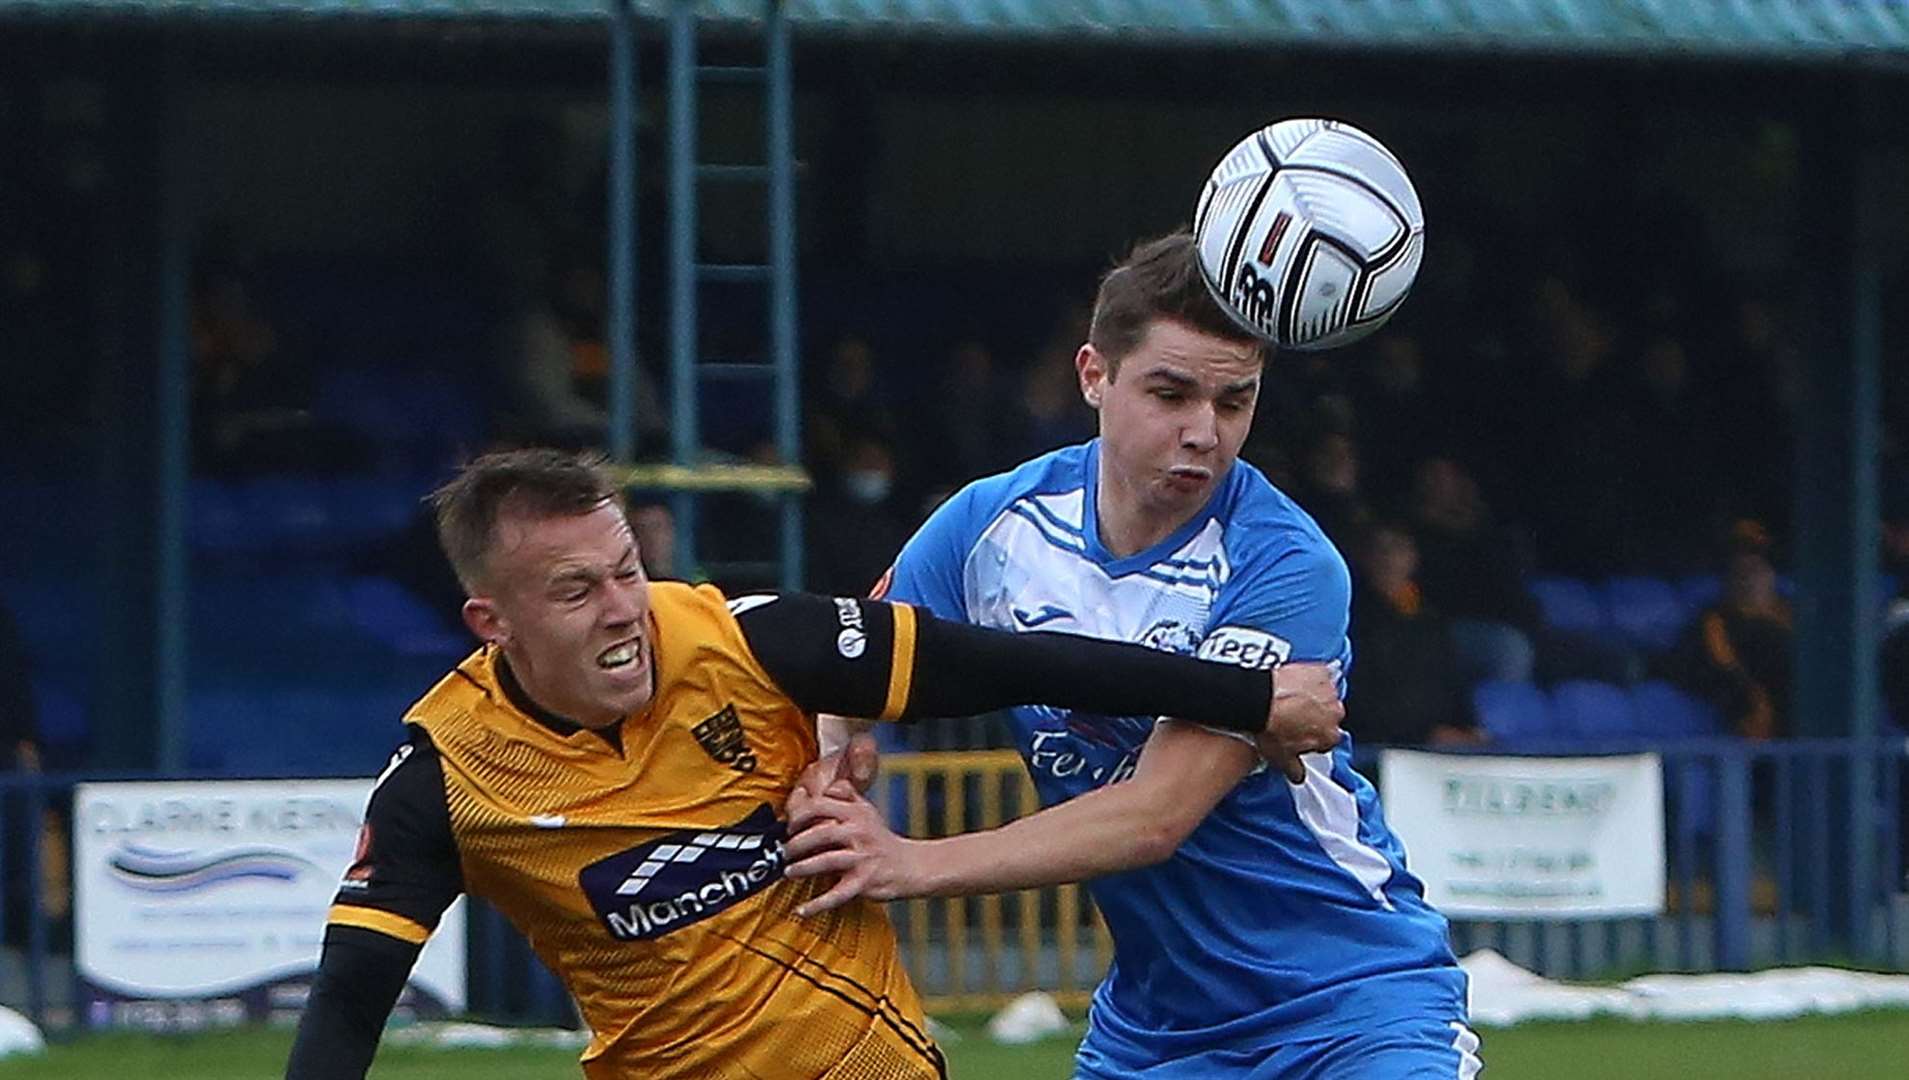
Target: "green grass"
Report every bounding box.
[1,1011,1907,1078]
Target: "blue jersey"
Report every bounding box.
[885,441,1468,1073]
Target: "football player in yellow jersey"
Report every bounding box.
[284,448,1344,1080]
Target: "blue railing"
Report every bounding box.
[2,737,1904,1032]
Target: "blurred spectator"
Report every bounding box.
[0,599,64,949]
[1885,580,1909,730]
[629,500,701,583]
[1666,522,1794,739]
[1012,311,1095,460]
[1617,332,1721,572]
[190,227,357,473]
[1509,277,1630,574]
[1408,458,1540,684]
[495,258,667,453]
[1350,332,1445,505]
[1289,431,1370,550]
[1017,352,1094,456]
[806,436,912,597]
[0,601,36,772]
[806,336,901,483]
[1884,481,1909,728]
[1708,294,1799,532]
[924,339,1022,492]
[1344,522,1484,748]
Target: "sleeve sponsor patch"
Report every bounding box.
[1196,625,1292,670]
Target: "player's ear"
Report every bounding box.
[1077,344,1108,409]
[462,597,508,646]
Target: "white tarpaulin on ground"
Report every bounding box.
[0,1005,44,1058]
[1462,950,1909,1026]
[1381,749,1665,919]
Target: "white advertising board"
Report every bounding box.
[74,779,464,1027]
[1379,750,1665,919]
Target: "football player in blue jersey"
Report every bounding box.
[788,232,1480,1079]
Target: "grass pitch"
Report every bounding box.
[1,1010,1906,1077]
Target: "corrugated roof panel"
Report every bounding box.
[1,0,1904,59]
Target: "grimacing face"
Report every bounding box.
[1078,318,1263,531]
[460,500,655,729]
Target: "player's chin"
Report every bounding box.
[593,664,655,715]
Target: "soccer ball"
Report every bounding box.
[1192,118,1424,351]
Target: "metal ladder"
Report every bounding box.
[662,0,805,591]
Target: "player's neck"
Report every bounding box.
[1093,473,1189,559]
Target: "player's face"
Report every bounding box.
[1080,318,1262,524]
[463,501,655,729]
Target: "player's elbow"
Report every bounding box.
[1126,814,1198,869]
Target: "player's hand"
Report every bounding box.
[1261,661,1345,783]
[784,787,924,917]
[791,729,880,810]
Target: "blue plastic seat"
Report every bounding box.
[239,476,333,550]
[188,478,258,553]
[1471,681,1554,743]
[341,576,466,657]
[192,574,350,636]
[189,685,413,776]
[1548,679,1636,740]
[31,678,89,761]
[1529,576,1605,634]
[1603,576,1691,652]
[1677,574,1723,612]
[1629,680,1724,740]
[325,476,431,543]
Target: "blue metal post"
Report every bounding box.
[1713,749,1752,970]
[606,0,639,464]
[25,782,46,1029]
[1794,74,1885,958]
[155,72,190,775]
[1674,760,1695,970]
[668,0,700,570]
[1837,80,1887,957]
[766,0,802,590]
[1774,755,1794,961]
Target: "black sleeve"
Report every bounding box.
[736,593,1274,733]
[284,927,418,1080]
[284,731,462,1080]
[333,730,464,928]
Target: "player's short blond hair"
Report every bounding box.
[428,448,625,593]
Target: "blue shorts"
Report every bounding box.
[1076,1015,1483,1080]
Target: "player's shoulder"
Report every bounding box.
[917,442,1091,548]
[368,725,446,809]
[406,650,497,733]
[954,443,1088,515]
[649,579,734,619]
[1217,460,1349,581]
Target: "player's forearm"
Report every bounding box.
[908,780,1186,896]
[906,614,1271,733]
[284,929,416,1080]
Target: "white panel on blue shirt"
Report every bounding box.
[962,491,1226,647]
[957,490,1239,782]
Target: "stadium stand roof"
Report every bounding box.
[2,0,1906,62]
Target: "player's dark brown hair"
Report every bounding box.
[428,448,625,592]
[1088,231,1266,376]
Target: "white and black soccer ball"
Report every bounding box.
[1192,118,1424,351]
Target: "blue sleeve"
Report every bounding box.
[877,485,981,621]
[1197,535,1353,681]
